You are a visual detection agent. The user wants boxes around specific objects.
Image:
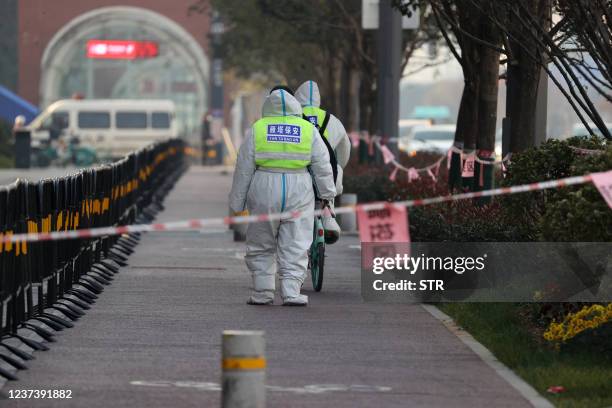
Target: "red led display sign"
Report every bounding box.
[86,40,159,59]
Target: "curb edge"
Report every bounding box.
[421,304,555,408]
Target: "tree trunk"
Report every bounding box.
[360,63,377,134]
[326,49,338,116]
[348,67,361,132]
[339,58,351,125]
[454,76,479,191]
[358,62,377,163]
[474,19,500,202]
[507,0,549,152]
[449,1,483,192]
[507,54,540,152]
[476,48,499,152]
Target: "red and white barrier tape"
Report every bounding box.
[2,172,605,244]
[448,145,512,165]
[351,132,511,182]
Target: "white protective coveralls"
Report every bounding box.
[229,90,336,305]
[294,81,351,239]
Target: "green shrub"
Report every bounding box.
[502,136,612,241]
[540,148,612,241]
[342,162,391,202]
[343,136,611,242]
[344,152,523,242]
[502,139,577,239]
[408,202,525,242]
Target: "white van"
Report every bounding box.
[28,99,178,159]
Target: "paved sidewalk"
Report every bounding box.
[1,166,533,407]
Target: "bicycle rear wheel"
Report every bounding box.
[311,242,325,292]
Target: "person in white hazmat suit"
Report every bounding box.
[229,89,336,306]
[294,80,351,244]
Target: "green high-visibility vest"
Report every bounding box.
[302,106,329,138]
[253,116,313,169]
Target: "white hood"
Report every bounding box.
[295,80,321,108]
[262,89,303,117]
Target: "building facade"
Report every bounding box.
[17,0,211,138]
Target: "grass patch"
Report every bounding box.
[439,303,612,408]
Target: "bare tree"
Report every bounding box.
[557,0,612,100]
[396,0,503,191]
[396,0,612,169]
[193,0,441,133]
[467,0,612,141]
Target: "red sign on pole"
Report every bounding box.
[358,204,411,270]
[86,40,159,60]
[357,204,410,243]
[462,155,475,177]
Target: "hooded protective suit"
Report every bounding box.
[294,81,350,240]
[229,90,336,305]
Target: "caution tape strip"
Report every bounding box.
[0,173,599,244]
[354,134,511,173]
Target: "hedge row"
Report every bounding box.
[343,136,612,242]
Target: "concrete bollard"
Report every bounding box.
[338,194,357,233]
[222,330,265,408]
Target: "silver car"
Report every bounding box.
[400,125,456,155]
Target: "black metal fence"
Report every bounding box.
[0,138,186,380]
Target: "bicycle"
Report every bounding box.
[308,200,334,292]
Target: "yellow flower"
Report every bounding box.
[543,303,612,343]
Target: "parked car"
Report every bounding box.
[400,124,456,155]
[398,119,432,152]
[401,124,504,158]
